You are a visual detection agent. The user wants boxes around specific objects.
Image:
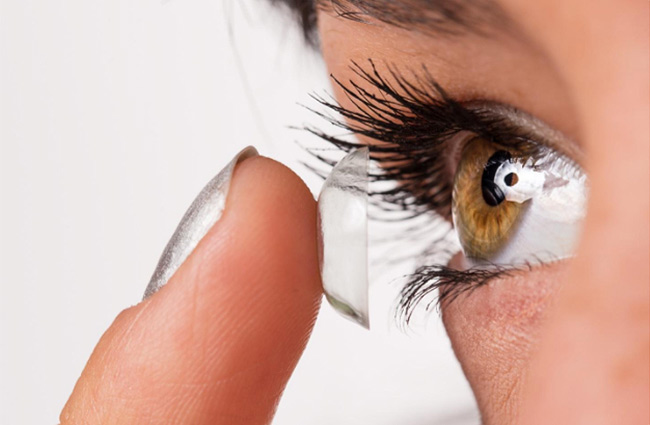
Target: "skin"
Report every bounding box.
[61,1,648,424]
[61,158,323,424]
[317,1,648,423]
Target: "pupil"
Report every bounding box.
[504,172,518,186]
[481,150,511,206]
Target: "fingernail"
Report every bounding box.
[143,146,259,299]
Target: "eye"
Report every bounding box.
[306,61,590,314]
[452,137,588,268]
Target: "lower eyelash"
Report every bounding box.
[395,257,562,325]
[396,265,517,324]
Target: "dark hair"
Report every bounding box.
[269,0,511,46]
[268,0,318,44]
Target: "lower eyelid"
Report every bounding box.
[397,264,512,323]
[397,256,570,325]
[440,260,569,330]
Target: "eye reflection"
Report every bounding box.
[481,149,513,206]
[452,137,587,266]
[452,138,525,259]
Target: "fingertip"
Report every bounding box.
[224,155,322,296]
[157,155,324,422]
[63,155,323,425]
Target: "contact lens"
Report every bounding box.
[317,148,370,329]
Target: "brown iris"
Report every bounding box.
[452,138,525,259]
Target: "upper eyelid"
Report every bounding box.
[464,100,584,165]
[432,102,583,188]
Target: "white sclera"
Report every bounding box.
[464,155,588,267]
[317,147,370,329]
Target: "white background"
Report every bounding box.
[0,0,477,423]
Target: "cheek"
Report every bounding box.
[441,264,568,421]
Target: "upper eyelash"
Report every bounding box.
[303,59,554,316]
[305,60,544,218]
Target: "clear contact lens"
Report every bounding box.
[317,147,370,329]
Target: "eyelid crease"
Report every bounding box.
[464,101,584,166]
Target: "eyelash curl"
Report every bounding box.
[303,60,549,322]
